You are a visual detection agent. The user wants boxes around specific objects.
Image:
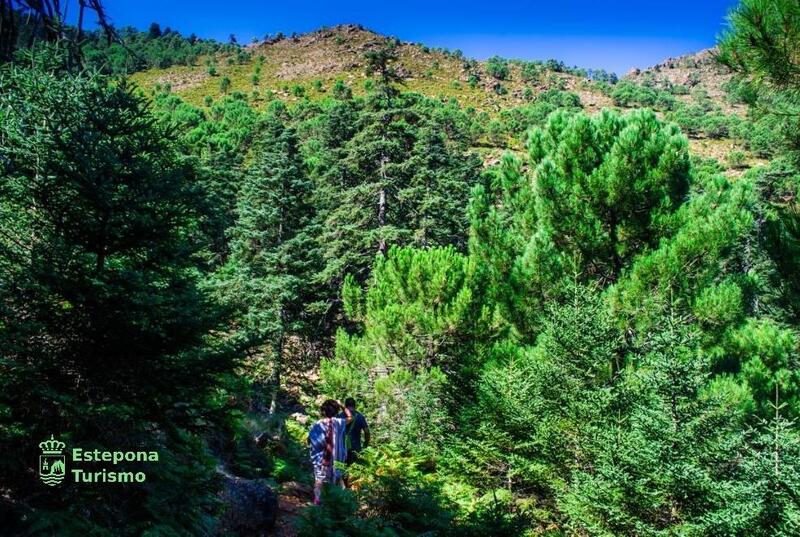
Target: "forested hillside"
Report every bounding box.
[1,0,799,535]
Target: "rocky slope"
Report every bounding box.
[131,25,760,171]
[131,24,611,111]
[624,47,744,114]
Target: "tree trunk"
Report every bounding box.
[377,153,388,255]
[377,187,386,255]
[268,309,285,415]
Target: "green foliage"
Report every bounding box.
[329,77,800,534]
[732,414,800,535]
[219,75,231,94]
[458,282,619,495]
[0,47,235,534]
[666,105,745,141]
[323,246,486,448]
[486,56,509,80]
[522,86,534,101]
[347,446,455,534]
[309,92,481,304]
[611,80,677,110]
[332,79,352,100]
[364,38,404,103]
[719,0,800,155]
[5,10,800,537]
[559,318,751,535]
[471,109,689,337]
[495,89,582,137]
[492,82,507,95]
[297,485,394,536]
[297,445,468,536]
[728,319,800,418]
[82,25,229,75]
[154,91,259,263]
[218,112,320,410]
[728,149,747,169]
[520,61,542,83]
[719,0,800,90]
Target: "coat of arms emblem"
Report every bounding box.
[39,435,66,486]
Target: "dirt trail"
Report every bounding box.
[274,481,313,536]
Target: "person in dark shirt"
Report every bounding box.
[338,397,370,465]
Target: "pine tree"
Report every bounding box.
[224,112,319,413]
[312,93,480,313]
[470,109,690,340]
[0,47,232,534]
[322,245,486,446]
[719,0,800,155]
[560,314,751,535]
[364,37,404,105]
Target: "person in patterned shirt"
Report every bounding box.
[308,399,352,505]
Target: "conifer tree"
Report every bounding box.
[719,0,800,155]
[560,315,751,535]
[470,109,690,339]
[223,110,319,413]
[312,92,480,308]
[322,245,486,446]
[734,405,800,535]
[364,37,404,105]
[0,48,232,534]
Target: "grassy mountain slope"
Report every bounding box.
[130,25,761,171]
[131,25,610,111]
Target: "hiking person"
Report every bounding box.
[308,399,352,505]
[339,397,370,465]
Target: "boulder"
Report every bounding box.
[290,412,310,425]
[217,475,278,536]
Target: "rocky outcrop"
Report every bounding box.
[217,472,278,536]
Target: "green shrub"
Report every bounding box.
[493,82,507,95]
[486,56,509,80]
[520,61,542,83]
[611,80,675,110]
[726,149,747,169]
[332,79,352,99]
[523,87,534,101]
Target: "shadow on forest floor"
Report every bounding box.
[241,400,315,536]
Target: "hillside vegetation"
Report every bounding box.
[131,25,606,111]
[127,24,773,171]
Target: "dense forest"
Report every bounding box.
[1,0,799,535]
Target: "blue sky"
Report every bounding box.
[90,0,737,74]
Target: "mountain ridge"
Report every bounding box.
[130,24,759,171]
